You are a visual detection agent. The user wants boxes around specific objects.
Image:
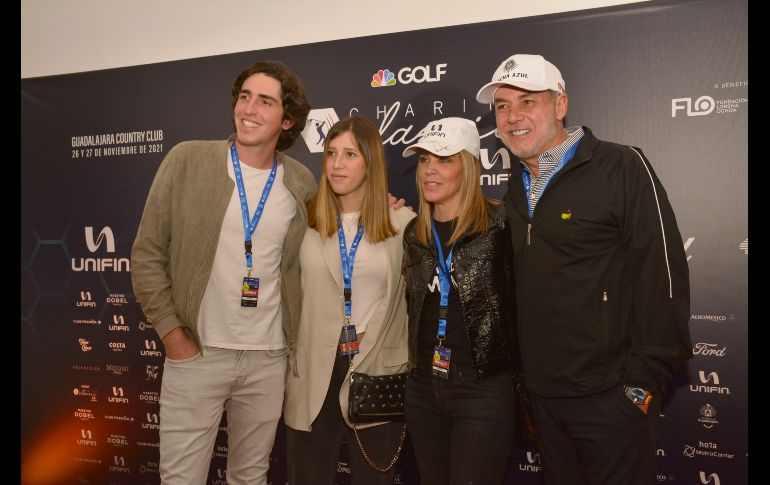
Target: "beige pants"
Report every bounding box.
[158,347,287,485]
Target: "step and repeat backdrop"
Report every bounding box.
[21,0,747,483]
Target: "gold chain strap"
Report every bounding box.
[341,287,406,472]
[351,420,407,472]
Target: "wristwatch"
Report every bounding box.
[624,386,653,406]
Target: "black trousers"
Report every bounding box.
[530,384,661,485]
[404,365,515,485]
[286,354,404,485]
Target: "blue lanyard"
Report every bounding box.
[337,217,364,320]
[431,220,453,340]
[230,144,278,272]
[521,141,580,218]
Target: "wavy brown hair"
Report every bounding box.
[231,61,311,151]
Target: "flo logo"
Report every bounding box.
[371,69,396,87]
[672,96,715,117]
[699,471,720,485]
[85,226,115,253]
[301,108,340,153]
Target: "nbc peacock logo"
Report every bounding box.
[371,69,397,87]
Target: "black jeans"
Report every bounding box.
[286,354,404,485]
[404,365,515,485]
[530,384,661,485]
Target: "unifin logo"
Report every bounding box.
[72,226,130,272]
[85,226,115,253]
[301,108,340,153]
[739,238,748,255]
[114,456,126,466]
[113,315,124,324]
[527,452,541,465]
[479,148,512,186]
[142,412,160,430]
[672,96,715,117]
[699,471,720,485]
[77,290,97,308]
[81,429,92,439]
[691,371,730,395]
[519,451,542,472]
[371,69,396,87]
[145,340,157,350]
[113,387,124,397]
[699,371,720,385]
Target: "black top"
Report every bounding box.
[416,218,472,373]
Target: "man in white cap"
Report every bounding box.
[476,54,692,484]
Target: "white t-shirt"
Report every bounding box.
[198,153,296,350]
[321,211,387,334]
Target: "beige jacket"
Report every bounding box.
[131,139,317,350]
[284,207,415,430]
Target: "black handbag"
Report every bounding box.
[348,371,407,423]
[347,371,408,472]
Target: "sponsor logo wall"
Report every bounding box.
[21,0,746,483]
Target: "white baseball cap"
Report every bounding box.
[476,54,565,104]
[402,117,480,159]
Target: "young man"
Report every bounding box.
[476,54,692,485]
[131,61,317,485]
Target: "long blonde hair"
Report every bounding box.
[308,116,396,243]
[414,149,499,246]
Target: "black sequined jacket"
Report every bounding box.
[403,204,518,380]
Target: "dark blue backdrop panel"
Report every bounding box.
[21,0,747,483]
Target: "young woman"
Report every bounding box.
[402,117,518,484]
[283,115,415,484]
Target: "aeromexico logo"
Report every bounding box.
[72,226,130,272]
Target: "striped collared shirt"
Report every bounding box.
[521,126,584,213]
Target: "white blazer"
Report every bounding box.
[284,206,415,430]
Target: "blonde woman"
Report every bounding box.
[284,115,415,484]
[402,117,518,484]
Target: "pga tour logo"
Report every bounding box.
[301,108,340,153]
